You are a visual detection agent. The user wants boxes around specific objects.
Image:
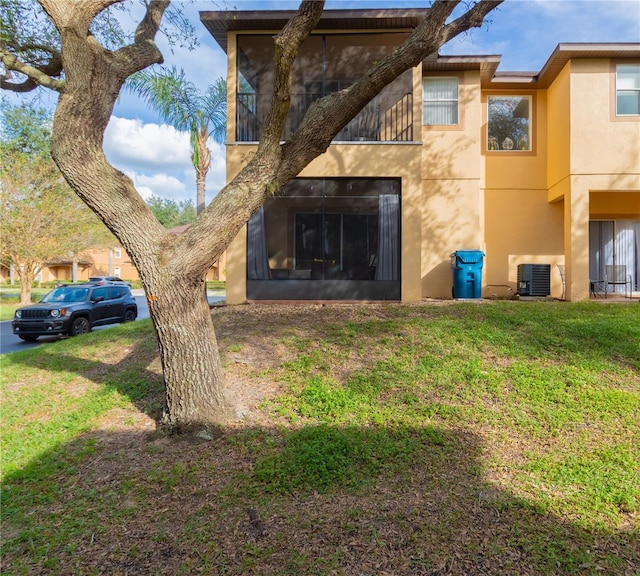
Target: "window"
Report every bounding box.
[487,95,531,151]
[236,33,413,142]
[92,287,109,301]
[423,77,458,125]
[616,64,640,116]
[110,286,127,299]
[590,220,639,292]
[114,247,121,258]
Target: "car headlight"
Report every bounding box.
[50,309,61,318]
[15,310,22,319]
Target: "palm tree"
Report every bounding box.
[127,67,227,214]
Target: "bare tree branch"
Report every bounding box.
[179,0,326,274]
[114,0,169,78]
[440,0,504,45]
[256,0,325,155]
[0,48,64,91]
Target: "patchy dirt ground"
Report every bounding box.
[214,302,426,426]
[4,301,639,576]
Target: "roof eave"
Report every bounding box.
[200,8,431,52]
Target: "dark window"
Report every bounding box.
[92,287,108,301]
[110,287,126,299]
[236,33,413,142]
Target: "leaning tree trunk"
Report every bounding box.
[46,0,235,433]
[25,0,503,434]
[51,106,236,430]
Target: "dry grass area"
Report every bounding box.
[2,300,639,575]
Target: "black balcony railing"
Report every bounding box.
[237,91,413,143]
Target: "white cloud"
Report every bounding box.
[103,115,227,206]
[104,117,191,171]
[125,172,188,201]
[206,140,227,196]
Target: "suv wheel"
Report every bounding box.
[70,316,91,336]
[123,309,136,323]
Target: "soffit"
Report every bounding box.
[201,10,640,90]
[422,55,502,85]
[200,9,430,52]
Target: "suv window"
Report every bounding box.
[92,287,109,301]
[110,286,127,299]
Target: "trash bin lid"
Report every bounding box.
[454,250,485,264]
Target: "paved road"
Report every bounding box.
[0,292,225,355]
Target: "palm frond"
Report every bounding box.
[126,66,200,132]
[202,77,227,144]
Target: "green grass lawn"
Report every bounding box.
[1,301,638,575]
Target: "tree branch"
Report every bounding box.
[176,1,326,274]
[114,0,169,78]
[276,0,503,183]
[135,0,170,43]
[440,0,504,45]
[256,0,325,155]
[0,49,64,92]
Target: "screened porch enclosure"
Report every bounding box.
[236,33,413,143]
[247,178,401,301]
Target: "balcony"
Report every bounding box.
[237,91,413,143]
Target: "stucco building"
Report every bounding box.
[2,244,226,285]
[201,8,640,303]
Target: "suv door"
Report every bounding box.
[90,286,112,325]
[107,285,128,321]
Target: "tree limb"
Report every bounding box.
[276,0,504,183]
[178,1,325,274]
[114,0,169,78]
[0,48,64,92]
[255,0,325,156]
[440,0,504,45]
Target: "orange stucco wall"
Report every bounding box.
[223,26,639,303]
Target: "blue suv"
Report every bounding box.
[12,283,137,341]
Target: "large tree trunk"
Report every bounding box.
[51,94,235,430]
[46,0,234,433]
[18,265,36,306]
[150,278,233,430]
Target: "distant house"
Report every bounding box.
[1,246,142,284]
[2,234,226,284]
[201,8,639,303]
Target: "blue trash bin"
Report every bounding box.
[451,250,485,299]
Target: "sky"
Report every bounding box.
[7,1,640,206]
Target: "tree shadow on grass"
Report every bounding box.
[2,423,638,576]
[3,305,638,574]
[3,320,166,422]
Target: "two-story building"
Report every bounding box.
[201,8,640,303]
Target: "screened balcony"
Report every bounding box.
[236,32,414,143]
